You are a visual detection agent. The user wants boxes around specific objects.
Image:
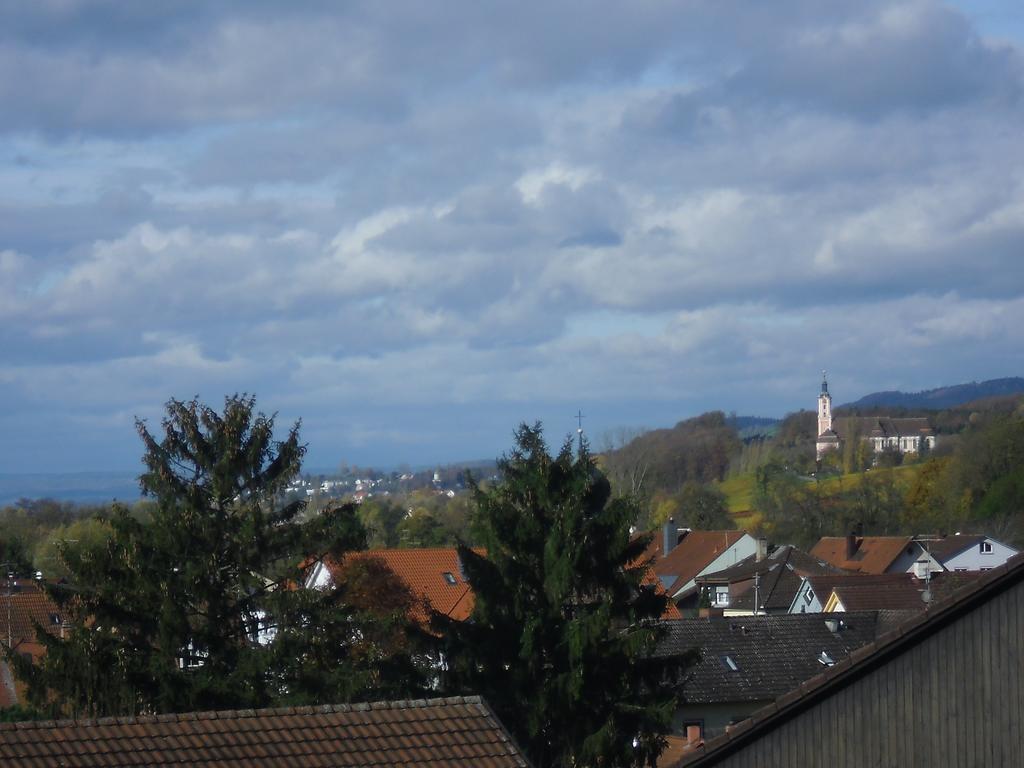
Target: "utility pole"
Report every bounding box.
[1,563,15,651]
[575,409,585,454]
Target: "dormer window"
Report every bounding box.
[442,572,457,585]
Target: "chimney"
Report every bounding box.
[756,537,768,562]
[686,724,702,746]
[663,517,676,556]
[846,532,858,560]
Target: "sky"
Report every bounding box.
[1,0,1023,474]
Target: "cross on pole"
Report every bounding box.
[575,409,585,454]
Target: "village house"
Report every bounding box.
[0,578,66,711]
[655,611,903,739]
[647,522,758,609]
[306,546,680,627]
[811,533,1018,576]
[695,545,841,615]
[674,553,1024,767]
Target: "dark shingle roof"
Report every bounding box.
[917,534,986,562]
[805,571,982,612]
[656,612,889,703]
[0,697,530,767]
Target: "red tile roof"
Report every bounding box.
[327,547,680,623]
[810,536,914,574]
[651,531,748,596]
[329,548,478,624]
[0,696,530,767]
[0,581,65,645]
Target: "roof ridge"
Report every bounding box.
[0,695,487,732]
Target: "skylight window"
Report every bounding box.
[818,651,835,667]
[442,572,457,585]
[720,655,739,672]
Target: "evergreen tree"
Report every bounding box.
[437,423,685,768]
[13,395,426,717]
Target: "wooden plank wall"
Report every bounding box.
[703,579,1024,767]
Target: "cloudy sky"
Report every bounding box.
[1,0,1023,473]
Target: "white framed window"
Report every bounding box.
[980,541,993,554]
[713,586,730,607]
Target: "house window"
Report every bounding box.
[818,651,835,667]
[713,586,730,607]
[804,588,814,605]
[720,655,739,672]
[980,542,993,555]
[442,572,457,585]
[955,568,968,573]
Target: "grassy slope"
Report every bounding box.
[717,462,926,531]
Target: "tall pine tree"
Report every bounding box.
[438,423,685,768]
[14,395,426,717]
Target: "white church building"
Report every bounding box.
[816,374,937,461]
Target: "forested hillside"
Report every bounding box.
[603,395,1024,549]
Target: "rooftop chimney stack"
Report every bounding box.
[663,517,676,556]
[686,724,702,746]
[756,537,768,562]
[846,532,858,560]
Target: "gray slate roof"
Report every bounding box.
[657,611,910,704]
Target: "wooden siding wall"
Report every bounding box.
[703,578,1024,768]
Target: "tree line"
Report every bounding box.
[5,396,685,768]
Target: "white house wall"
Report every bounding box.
[941,538,1018,572]
[889,545,942,575]
[789,578,825,614]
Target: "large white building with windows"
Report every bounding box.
[815,374,936,461]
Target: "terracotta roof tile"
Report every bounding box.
[650,531,747,596]
[327,547,679,623]
[329,548,479,624]
[0,581,65,645]
[810,536,914,573]
[0,697,530,767]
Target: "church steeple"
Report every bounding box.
[817,370,832,438]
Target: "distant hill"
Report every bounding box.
[842,377,1024,411]
[726,415,780,440]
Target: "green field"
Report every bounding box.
[716,462,926,531]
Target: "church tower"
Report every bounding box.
[817,371,832,437]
